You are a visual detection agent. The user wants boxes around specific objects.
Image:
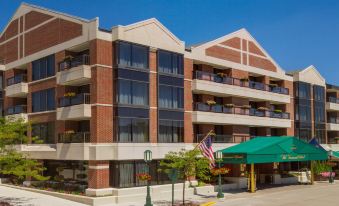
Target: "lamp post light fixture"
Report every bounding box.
[144,150,153,206]
[215,151,224,199]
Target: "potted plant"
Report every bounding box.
[217,72,225,78]
[273,109,282,113]
[206,100,216,106]
[257,107,269,111]
[136,173,152,181]
[210,167,230,176]
[64,92,76,97]
[241,105,251,109]
[224,103,234,108]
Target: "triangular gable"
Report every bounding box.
[0,3,91,42]
[189,28,288,77]
[293,65,326,86]
[112,18,185,53]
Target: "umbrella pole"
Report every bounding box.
[310,161,314,185]
[250,163,255,193]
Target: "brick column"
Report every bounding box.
[89,39,113,143]
[184,58,193,143]
[86,161,112,196]
[149,49,158,143]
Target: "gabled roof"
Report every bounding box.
[290,65,326,86]
[187,28,292,80]
[112,18,185,53]
[0,2,96,39]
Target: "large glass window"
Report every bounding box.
[31,122,55,144]
[313,85,325,123]
[117,79,149,106]
[117,42,148,69]
[158,50,183,75]
[117,117,149,142]
[295,82,311,99]
[158,120,184,143]
[159,85,183,109]
[32,55,55,81]
[32,88,55,112]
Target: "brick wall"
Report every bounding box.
[88,161,110,189]
[149,50,158,143]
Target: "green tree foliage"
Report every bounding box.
[313,161,331,175]
[159,149,210,205]
[0,118,48,183]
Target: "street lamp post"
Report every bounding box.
[328,150,334,184]
[216,151,224,199]
[144,150,153,206]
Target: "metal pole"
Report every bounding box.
[172,180,174,206]
[217,161,224,198]
[250,163,255,193]
[145,163,153,206]
[310,161,314,185]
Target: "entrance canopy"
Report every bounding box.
[220,136,328,164]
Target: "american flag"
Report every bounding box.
[198,135,215,168]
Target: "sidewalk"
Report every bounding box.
[0,185,87,206]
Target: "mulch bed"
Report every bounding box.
[0,202,11,206]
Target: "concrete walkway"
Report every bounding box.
[0,186,87,206]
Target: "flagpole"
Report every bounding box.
[194,129,214,150]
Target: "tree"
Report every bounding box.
[0,118,48,184]
[159,149,210,205]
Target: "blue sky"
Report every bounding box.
[1,0,339,84]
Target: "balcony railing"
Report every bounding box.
[328,97,339,104]
[59,54,90,71]
[58,132,90,143]
[194,71,289,95]
[196,134,249,143]
[328,118,339,124]
[6,105,27,115]
[59,93,90,107]
[7,74,27,86]
[194,102,290,119]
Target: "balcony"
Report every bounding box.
[56,55,91,86]
[196,134,250,143]
[58,132,90,143]
[192,102,291,128]
[192,71,290,104]
[57,93,91,120]
[327,118,339,131]
[5,74,28,97]
[326,97,339,111]
[6,105,28,122]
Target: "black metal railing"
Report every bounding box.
[328,117,339,124]
[196,134,250,143]
[7,74,27,86]
[59,54,90,71]
[194,102,290,119]
[195,71,289,95]
[59,93,90,107]
[328,97,339,104]
[6,105,27,115]
[58,132,90,143]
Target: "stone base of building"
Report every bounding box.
[85,188,114,196]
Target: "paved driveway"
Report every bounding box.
[0,186,87,206]
[214,182,339,206]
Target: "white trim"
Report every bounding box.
[184,79,192,82]
[150,71,157,74]
[90,64,112,69]
[91,104,113,107]
[150,107,157,109]
[28,76,56,85]
[88,165,109,170]
[28,110,56,115]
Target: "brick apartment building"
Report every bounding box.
[0,3,338,201]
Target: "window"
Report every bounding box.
[159,85,183,109]
[295,82,311,99]
[32,55,55,81]
[158,50,183,75]
[31,122,55,144]
[158,120,184,143]
[313,85,325,102]
[32,88,55,112]
[117,79,149,106]
[117,117,149,142]
[117,42,148,69]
